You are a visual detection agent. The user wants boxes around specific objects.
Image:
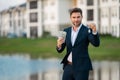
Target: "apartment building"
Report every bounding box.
[26,0,42,38]
[26,0,75,38]
[0,0,120,38]
[77,0,99,30]
[0,3,26,37]
[42,0,72,36]
[77,0,120,37]
[97,0,120,37]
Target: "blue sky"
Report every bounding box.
[0,0,26,11]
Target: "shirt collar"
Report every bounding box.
[72,23,82,32]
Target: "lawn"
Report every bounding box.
[0,36,120,60]
[89,36,120,61]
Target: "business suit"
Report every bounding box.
[56,24,100,80]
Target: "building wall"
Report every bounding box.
[78,0,100,31]
[42,0,58,36]
[43,0,73,37]
[0,4,27,37]
[99,0,120,37]
[0,11,10,36]
[0,0,120,38]
[77,0,120,37]
[26,0,43,38]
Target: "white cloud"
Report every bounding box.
[0,0,26,11]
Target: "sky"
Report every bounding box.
[0,0,26,11]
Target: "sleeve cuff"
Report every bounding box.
[92,31,97,35]
[56,46,61,50]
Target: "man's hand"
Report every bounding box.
[88,23,97,33]
[57,37,64,48]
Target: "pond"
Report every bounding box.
[0,54,62,80]
[0,54,120,80]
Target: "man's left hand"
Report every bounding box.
[88,23,96,33]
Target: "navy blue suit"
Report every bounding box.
[57,24,100,80]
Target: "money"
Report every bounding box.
[57,31,67,40]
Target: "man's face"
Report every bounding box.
[70,12,83,27]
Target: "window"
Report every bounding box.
[30,27,38,38]
[44,13,48,20]
[18,11,21,17]
[18,19,21,26]
[9,12,12,18]
[22,19,25,28]
[101,9,108,17]
[119,7,120,19]
[9,20,12,27]
[43,0,48,5]
[87,9,94,21]
[51,13,55,20]
[103,0,108,2]
[14,20,16,27]
[111,8,117,17]
[112,0,117,1]
[51,1,55,5]
[30,1,37,9]
[30,13,38,22]
[87,0,93,6]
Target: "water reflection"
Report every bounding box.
[0,55,120,80]
[0,55,62,80]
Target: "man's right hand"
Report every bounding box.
[57,37,64,49]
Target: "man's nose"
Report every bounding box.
[74,18,78,21]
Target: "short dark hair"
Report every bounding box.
[69,7,82,16]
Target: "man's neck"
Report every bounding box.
[72,23,82,32]
[73,26,78,32]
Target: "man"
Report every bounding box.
[56,7,100,80]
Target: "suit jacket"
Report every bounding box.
[56,24,100,72]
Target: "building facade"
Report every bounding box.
[0,3,27,37]
[77,0,120,37]
[26,0,43,38]
[0,0,120,38]
[42,0,72,36]
[27,0,75,37]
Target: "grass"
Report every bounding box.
[0,37,59,58]
[0,36,120,60]
[89,36,120,61]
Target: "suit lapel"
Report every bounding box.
[68,27,72,47]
